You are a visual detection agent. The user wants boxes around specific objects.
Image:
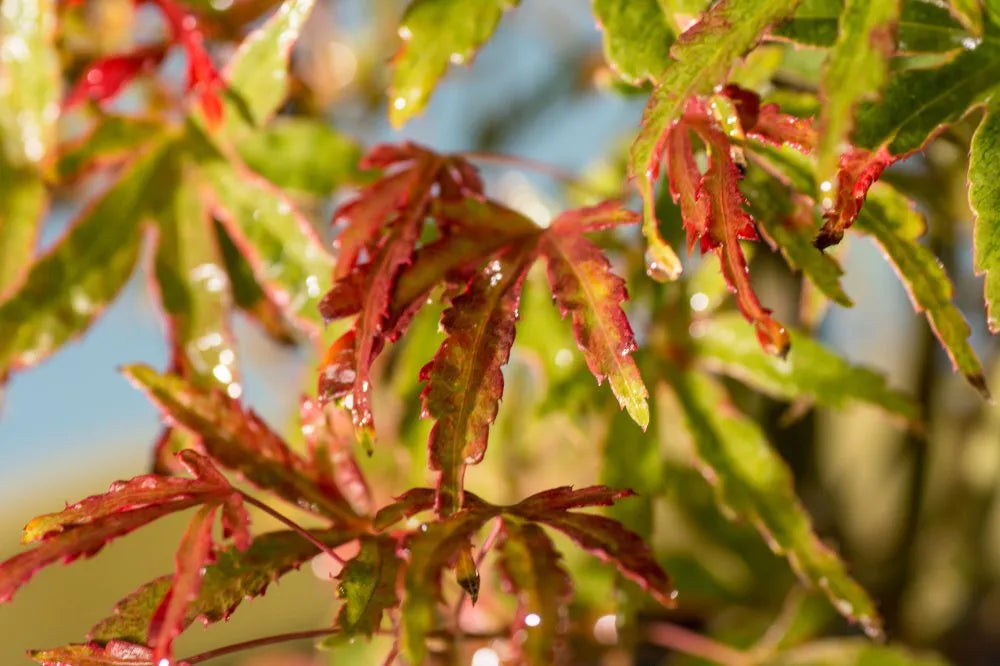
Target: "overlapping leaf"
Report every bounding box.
[124,364,366,526]
[663,367,882,637]
[389,0,519,126]
[336,536,402,636]
[855,184,988,395]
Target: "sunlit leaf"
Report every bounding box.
[57,115,163,181]
[0,140,166,377]
[816,0,900,186]
[89,529,356,644]
[693,312,918,422]
[336,536,402,636]
[0,160,45,295]
[663,367,882,637]
[423,242,537,515]
[541,221,649,428]
[856,184,988,395]
[389,0,519,127]
[123,364,365,527]
[969,98,1000,332]
[497,519,572,664]
[29,641,154,666]
[593,0,674,86]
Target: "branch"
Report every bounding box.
[240,492,349,567]
[645,622,750,666]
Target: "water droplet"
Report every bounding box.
[306,275,320,298]
[398,26,412,40]
[593,613,618,645]
[218,348,235,366]
[181,15,197,31]
[393,97,407,111]
[554,348,573,368]
[524,613,541,627]
[190,263,228,293]
[819,180,833,193]
[962,36,981,49]
[226,382,242,399]
[689,292,709,312]
[471,647,500,666]
[449,52,465,65]
[644,248,680,283]
[212,364,234,385]
[86,69,104,84]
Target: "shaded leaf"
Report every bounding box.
[497,519,572,664]
[693,312,918,422]
[29,641,154,666]
[0,141,166,376]
[629,0,802,265]
[855,184,988,395]
[969,98,1000,332]
[123,364,365,527]
[816,0,900,185]
[389,0,518,126]
[663,367,882,637]
[335,536,402,636]
[593,0,674,86]
[541,223,649,428]
[423,242,536,515]
[149,504,218,663]
[90,528,355,644]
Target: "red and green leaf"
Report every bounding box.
[541,216,650,428]
[300,397,374,517]
[335,535,402,636]
[29,641,154,666]
[64,47,166,110]
[422,242,537,515]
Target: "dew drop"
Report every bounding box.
[593,614,618,645]
[393,97,407,111]
[524,613,541,627]
[689,292,709,312]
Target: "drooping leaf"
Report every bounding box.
[29,641,154,666]
[0,0,59,167]
[0,141,166,377]
[629,0,802,266]
[497,519,572,664]
[816,0,900,186]
[541,222,649,428]
[149,504,218,663]
[57,115,164,181]
[663,367,882,637]
[335,535,402,636]
[855,184,988,395]
[221,0,317,132]
[200,142,334,331]
[593,0,674,86]
[89,529,356,644]
[693,312,918,422]
[123,364,366,527]
[63,47,166,111]
[422,242,537,515]
[151,149,238,393]
[236,117,362,196]
[399,506,499,663]
[389,0,519,127]
[300,397,374,517]
[969,98,1000,332]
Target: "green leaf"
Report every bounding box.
[89,529,355,644]
[423,242,536,515]
[222,0,317,130]
[740,165,852,306]
[855,183,988,395]
[236,117,362,196]
[123,364,365,527]
[0,160,45,295]
[663,367,882,637]
[969,98,1000,332]
[199,142,334,331]
[389,0,519,127]
[57,115,164,181]
[335,536,402,636]
[629,0,802,243]
[765,638,949,666]
[496,519,572,664]
[0,0,59,167]
[852,42,1000,155]
[152,149,237,391]
[593,0,674,86]
[693,312,918,422]
[540,227,649,429]
[816,0,900,184]
[0,141,166,376]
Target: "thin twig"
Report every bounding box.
[182,628,339,664]
[240,492,348,566]
[645,622,750,666]
[748,586,806,660]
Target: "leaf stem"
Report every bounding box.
[182,628,339,664]
[240,492,348,566]
[645,622,750,666]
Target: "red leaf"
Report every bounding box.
[372,488,490,531]
[524,511,675,607]
[64,47,166,110]
[153,0,224,126]
[300,396,374,516]
[539,200,639,234]
[149,504,218,663]
[422,243,537,516]
[497,520,572,664]
[125,365,365,527]
[666,126,709,253]
[540,224,649,428]
[29,641,153,666]
[511,485,635,516]
[816,145,895,249]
